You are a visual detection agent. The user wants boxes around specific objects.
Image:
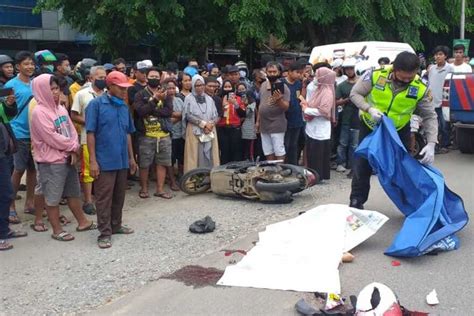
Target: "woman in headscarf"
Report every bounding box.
[182,75,220,172]
[300,67,336,181]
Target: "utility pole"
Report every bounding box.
[460,0,465,39]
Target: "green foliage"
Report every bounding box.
[36,0,471,58]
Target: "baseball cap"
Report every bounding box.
[106,71,133,88]
[135,60,152,72]
[227,65,239,73]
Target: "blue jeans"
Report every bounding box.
[336,125,359,169]
[0,156,14,239]
[435,107,450,148]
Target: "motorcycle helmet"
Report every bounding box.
[183,66,199,78]
[34,50,57,64]
[0,55,14,67]
[355,282,402,316]
[342,58,357,68]
[355,60,373,77]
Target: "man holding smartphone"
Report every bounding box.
[257,61,290,161]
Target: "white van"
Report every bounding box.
[308,41,416,68]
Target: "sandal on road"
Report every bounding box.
[154,192,172,199]
[51,231,75,242]
[139,191,150,199]
[76,221,97,232]
[112,226,134,235]
[170,184,180,192]
[98,237,112,249]
[30,223,48,232]
[0,240,13,251]
[8,229,27,238]
[8,210,21,224]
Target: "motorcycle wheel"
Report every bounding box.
[179,168,212,195]
[413,133,426,159]
[255,178,301,193]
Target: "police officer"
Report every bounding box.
[349,51,438,209]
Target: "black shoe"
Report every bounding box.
[349,199,364,210]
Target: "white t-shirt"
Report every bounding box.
[304,108,331,140]
[428,63,454,108]
[452,63,472,73]
[71,86,100,144]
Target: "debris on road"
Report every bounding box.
[391,260,401,267]
[189,216,216,233]
[341,252,354,263]
[426,289,439,306]
[355,282,403,315]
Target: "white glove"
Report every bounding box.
[419,142,436,165]
[368,107,383,122]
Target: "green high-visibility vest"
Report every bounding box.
[361,65,427,130]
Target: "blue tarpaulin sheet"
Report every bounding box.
[355,116,469,257]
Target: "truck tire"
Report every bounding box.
[456,127,474,154]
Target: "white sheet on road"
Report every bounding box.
[217,204,388,293]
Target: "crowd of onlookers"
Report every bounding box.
[0,44,473,250]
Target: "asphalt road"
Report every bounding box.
[94,151,474,315]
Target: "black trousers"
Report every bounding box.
[350,122,411,205]
[284,127,301,165]
[306,136,331,180]
[217,126,243,164]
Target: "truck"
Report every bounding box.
[442,73,474,153]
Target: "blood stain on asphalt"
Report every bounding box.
[162,265,224,288]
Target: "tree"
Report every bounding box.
[36,0,185,56]
[218,0,470,51]
[36,0,473,60]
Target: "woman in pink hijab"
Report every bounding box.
[300,67,336,181]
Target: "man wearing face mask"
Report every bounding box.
[54,53,73,86]
[348,51,438,210]
[133,67,173,200]
[71,66,107,215]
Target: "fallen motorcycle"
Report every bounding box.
[179,161,319,203]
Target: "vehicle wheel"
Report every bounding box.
[457,127,474,154]
[179,168,212,195]
[255,178,301,193]
[413,133,426,159]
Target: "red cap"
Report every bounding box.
[106,71,133,88]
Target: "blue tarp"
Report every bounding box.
[355,116,469,257]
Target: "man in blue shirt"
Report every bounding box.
[5,51,36,224]
[284,61,305,165]
[86,71,137,249]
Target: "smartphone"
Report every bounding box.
[271,82,284,94]
[0,88,13,97]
